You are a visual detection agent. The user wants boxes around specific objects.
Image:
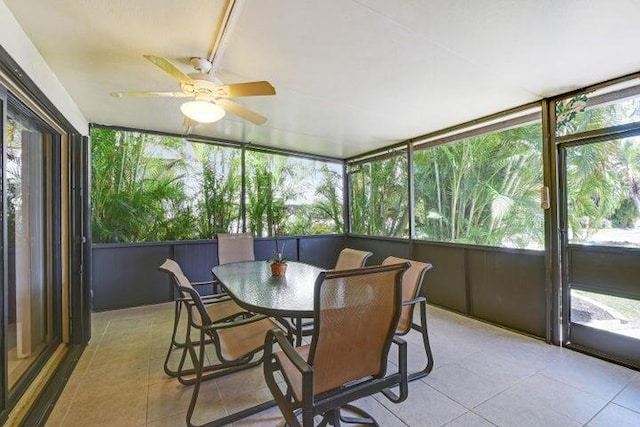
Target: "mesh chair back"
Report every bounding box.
[382,256,432,334]
[159,259,211,326]
[333,248,372,270]
[217,233,255,265]
[308,263,408,396]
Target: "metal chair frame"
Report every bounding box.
[177,283,284,427]
[383,256,435,381]
[163,282,241,377]
[264,264,410,427]
[159,259,248,379]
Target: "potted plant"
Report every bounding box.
[271,225,287,276]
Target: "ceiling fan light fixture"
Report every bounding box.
[180,100,225,123]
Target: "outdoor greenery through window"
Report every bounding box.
[556,78,640,137]
[245,151,343,237]
[349,151,409,238]
[414,119,544,249]
[564,138,640,249]
[558,83,640,248]
[91,128,343,243]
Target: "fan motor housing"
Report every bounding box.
[182,73,226,100]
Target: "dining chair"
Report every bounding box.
[264,263,410,427]
[161,259,285,427]
[215,232,256,294]
[292,247,373,346]
[333,247,373,270]
[382,256,434,381]
[159,259,248,378]
[216,232,255,264]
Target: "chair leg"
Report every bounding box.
[163,300,186,376]
[338,405,378,426]
[184,330,266,426]
[295,317,303,347]
[186,330,206,427]
[408,299,434,382]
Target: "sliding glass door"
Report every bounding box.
[3,97,61,397]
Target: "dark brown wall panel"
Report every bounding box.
[570,323,640,369]
[468,249,545,337]
[174,241,217,282]
[346,236,410,265]
[92,236,345,311]
[92,244,173,311]
[255,237,299,263]
[569,246,640,299]
[299,235,345,269]
[413,243,467,313]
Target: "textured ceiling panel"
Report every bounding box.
[5,0,640,158]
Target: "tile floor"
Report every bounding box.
[45,303,640,427]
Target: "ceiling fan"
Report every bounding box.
[111,54,275,125]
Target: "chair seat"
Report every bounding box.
[275,345,311,401]
[218,318,280,361]
[207,299,244,323]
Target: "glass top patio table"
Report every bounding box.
[212,260,324,318]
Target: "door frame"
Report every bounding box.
[556,123,640,369]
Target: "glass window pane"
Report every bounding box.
[245,151,343,236]
[571,289,640,339]
[414,121,543,249]
[6,112,53,391]
[191,142,242,236]
[566,136,640,248]
[91,129,242,242]
[349,152,409,238]
[556,78,640,137]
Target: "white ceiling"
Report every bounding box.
[5,0,640,159]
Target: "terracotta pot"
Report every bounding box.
[270,262,287,276]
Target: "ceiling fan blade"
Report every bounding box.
[218,99,267,125]
[111,91,190,98]
[143,55,193,84]
[215,81,276,98]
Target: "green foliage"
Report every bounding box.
[560,93,640,243]
[245,152,343,236]
[350,154,409,237]
[611,199,638,228]
[413,123,543,248]
[192,143,241,238]
[245,153,289,237]
[91,128,343,242]
[91,128,197,243]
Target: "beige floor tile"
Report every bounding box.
[444,412,496,427]
[44,402,70,427]
[586,403,640,427]
[148,355,177,385]
[423,363,509,409]
[216,365,269,399]
[63,385,147,427]
[147,374,224,423]
[377,380,467,426]
[44,302,640,427]
[613,373,640,413]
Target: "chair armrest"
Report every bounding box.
[192,279,224,295]
[205,313,269,331]
[201,293,232,304]
[191,280,215,286]
[266,328,312,375]
[402,296,425,306]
